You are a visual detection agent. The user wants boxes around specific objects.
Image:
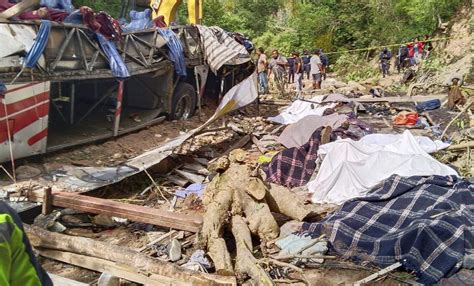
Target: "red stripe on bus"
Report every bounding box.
[28,128,48,146]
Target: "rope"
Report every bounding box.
[2,97,16,183]
[324,35,463,55]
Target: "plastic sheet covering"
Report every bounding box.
[122,9,152,33]
[24,20,51,69]
[96,33,130,79]
[158,28,187,76]
[308,130,458,205]
[268,97,337,125]
[40,0,74,13]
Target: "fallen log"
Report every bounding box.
[29,191,202,232]
[199,174,234,274]
[26,225,236,286]
[231,216,274,285]
[0,0,39,19]
[446,141,474,150]
[266,184,313,221]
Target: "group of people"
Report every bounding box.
[256,48,330,98]
[379,35,434,77]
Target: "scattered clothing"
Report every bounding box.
[277,114,348,148]
[275,233,328,260]
[308,130,458,204]
[81,7,122,41]
[264,127,327,188]
[175,183,206,198]
[40,0,74,13]
[96,33,130,79]
[182,250,212,272]
[393,111,418,126]
[301,175,473,284]
[122,9,152,33]
[416,99,441,112]
[158,28,187,76]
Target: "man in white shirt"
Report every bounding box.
[310,49,322,89]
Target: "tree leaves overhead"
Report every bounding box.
[203,0,467,54]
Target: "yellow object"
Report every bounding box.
[150,0,203,25]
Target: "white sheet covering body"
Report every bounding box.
[308,131,458,205]
[360,133,451,153]
[268,96,336,125]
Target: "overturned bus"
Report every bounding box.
[0,19,254,163]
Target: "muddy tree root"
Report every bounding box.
[231,216,274,286]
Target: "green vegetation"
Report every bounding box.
[72,0,468,78]
[204,0,467,55]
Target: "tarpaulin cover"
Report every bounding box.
[24,21,51,69]
[196,25,251,73]
[416,99,441,112]
[122,9,152,33]
[158,29,187,76]
[308,130,458,205]
[268,97,337,125]
[96,33,130,79]
[301,175,474,284]
[359,133,450,153]
[277,114,348,148]
[265,127,326,188]
[40,0,74,13]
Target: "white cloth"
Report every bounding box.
[268,96,335,125]
[308,130,458,205]
[310,55,321,74]
[359,133,450,153]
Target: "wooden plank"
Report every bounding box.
[175,169,205,184]
[30,192,202,232]
[40,250,236,286]
[48,273,90,286]
[348,95,447,103]
[0,0,39,19]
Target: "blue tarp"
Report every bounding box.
[40,0,74,13]
[416,99,441,112]
[158,29,187,76]
[24,20,51,69]
[96,33,130,80]
[122,9,152,33]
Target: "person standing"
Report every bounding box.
[287,53,295,84]
[256,48,269,95]
[310,49,322,89]
[268,50,288,96]
[379,47,392,77]
[319,49,329,80]
[407,41,416,66]
[302,50,311,80]
[0,201,53,286]
[293,52,304,99]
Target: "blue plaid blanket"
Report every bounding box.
[301,175,474,284]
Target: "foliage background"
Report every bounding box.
[74,0,468,79]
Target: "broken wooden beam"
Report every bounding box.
[30,191,202,232]
[48,273,89,286]
[26,226,236,286]
[0,0,39,19]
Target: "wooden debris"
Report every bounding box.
[27,226,237,286]
[352,262,402,286]
[138,230,178,252]
[231,215,274,285]
[167,175,189,187]
[266,184,314,221]
[42,187,53,215]
[0,0,39,19]
[175,169,205,184]
[29,192,202,232]
[182,163,210,176]
[447,141,474,151]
